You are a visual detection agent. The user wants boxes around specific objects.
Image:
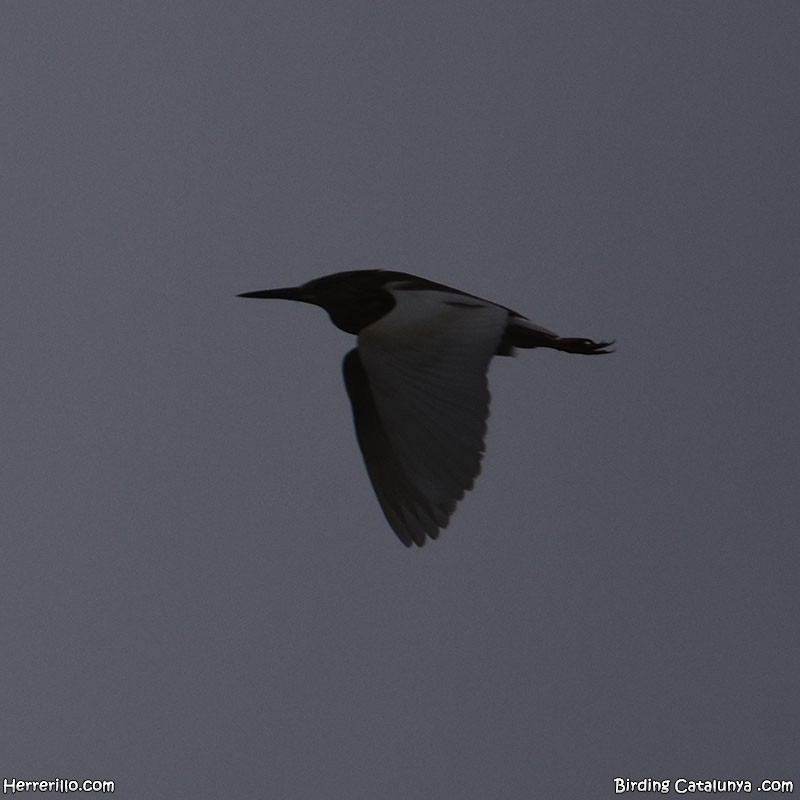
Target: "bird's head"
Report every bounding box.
[238,270,405,334]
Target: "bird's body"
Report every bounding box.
[239,270,612,547]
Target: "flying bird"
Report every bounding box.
[239,270,612,547]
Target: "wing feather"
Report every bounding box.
[344,288,509,545]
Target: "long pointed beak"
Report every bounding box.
[237,287,303,301]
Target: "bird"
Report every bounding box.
[238,270,612,547]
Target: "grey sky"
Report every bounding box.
[3,3,798,798]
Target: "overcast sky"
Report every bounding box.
[3,3,798,798]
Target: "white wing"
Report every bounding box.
[346,287,509,546]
